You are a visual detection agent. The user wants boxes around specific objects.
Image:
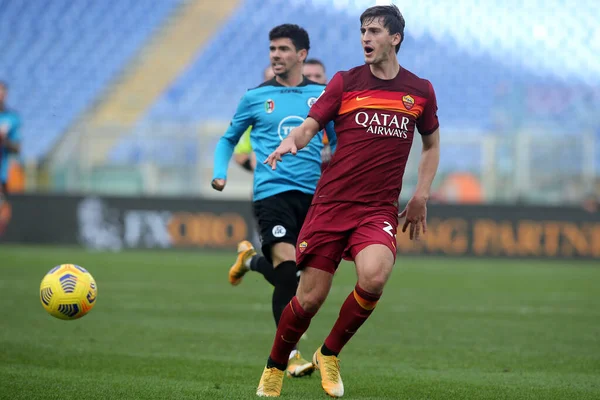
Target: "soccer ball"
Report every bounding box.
[39,264,98,320]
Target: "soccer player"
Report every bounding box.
[301,59,333,171]
[235,61,328,173]
[0,81,21,235]
[233,66,276,172]
[212,24,336,378]
[302,58,327,85]
[257,5,440,397]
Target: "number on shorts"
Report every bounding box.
[383,221,394,237]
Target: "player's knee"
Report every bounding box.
[295,265,333,313]
[271,242,296,267]
[297,285,328,314]
[357,263,392,294]
[297,293,325,314]
[358,259,393,293]
[356,245,395,294]
[357,273,388,295]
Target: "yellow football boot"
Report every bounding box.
[256,366,284,397]
[286,351,315,378]
[313,347,344,398]
[228,240,256,286]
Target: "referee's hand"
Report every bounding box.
[211,178,226,191]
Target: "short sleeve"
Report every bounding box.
[308,72,343,129]
[416,80,439,136]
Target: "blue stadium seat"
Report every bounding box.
[4,0,596,173]
[0,0,183,161]
[143,0,600,130]
[112,0,596,169]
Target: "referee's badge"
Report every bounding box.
[265,99,275,113]
[272,225,286,238]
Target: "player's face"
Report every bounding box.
[0,86,6,104]
[360,17,400,65]
[303,64,326,84]
[269,38,304,78]
[264,66,276,81]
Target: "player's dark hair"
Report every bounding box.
[304,58,325,71]
[269,24,310,52]
[360,4,405,53]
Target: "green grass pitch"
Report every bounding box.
[1,244,599,399]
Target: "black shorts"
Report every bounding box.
[252,190,313,263]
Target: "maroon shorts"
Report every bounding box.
[296,202,398,274]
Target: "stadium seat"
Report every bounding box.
[0,0,184,161]
[109,0,598,170]
[3,0,597,173]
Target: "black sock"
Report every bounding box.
[249,255,277,286]
[271,260,299,326]
[320,343,339,357]
[266,356,287,371]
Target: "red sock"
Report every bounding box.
[324,284,381,355]
[269,296,315,366]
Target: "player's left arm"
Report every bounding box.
[400,80,440,240]
[264,118,321,169]
[414,128,440,199]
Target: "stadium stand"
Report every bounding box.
[0,0,183,161]
[144,0,600,124]
[1,0,598,176]
[108,0,600,172]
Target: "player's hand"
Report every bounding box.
[211,178,226,191]
[264,137,297,170]
[398,195,428,241]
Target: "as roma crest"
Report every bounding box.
[402,95,415,110]
[299,241,308,253]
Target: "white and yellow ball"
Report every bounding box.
[40,264,98,320]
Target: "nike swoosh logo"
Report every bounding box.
[281,335,296,344]
[356,96,371,101]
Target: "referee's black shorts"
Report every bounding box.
[252,190,313,264]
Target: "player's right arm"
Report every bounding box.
[265,73,343,169]
[212,93,254,191]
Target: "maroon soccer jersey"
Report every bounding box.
[308,64,439,206]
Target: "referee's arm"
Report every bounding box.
[212,94,254,191]
[233,127,254,172]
